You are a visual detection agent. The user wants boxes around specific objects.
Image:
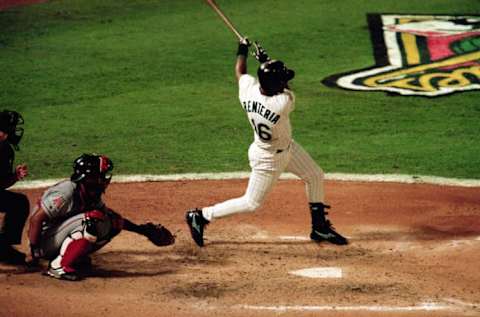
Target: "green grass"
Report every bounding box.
[1,0,479,179]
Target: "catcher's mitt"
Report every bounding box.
[140,222,175,246]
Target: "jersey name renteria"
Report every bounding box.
[242,100,280,124]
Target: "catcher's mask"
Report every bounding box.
[257,60,295,96]
[0,110,24,150]
[71,154,113,193]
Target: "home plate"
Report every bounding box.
[290,267,343,278]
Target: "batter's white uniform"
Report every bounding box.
[202,74,325,221]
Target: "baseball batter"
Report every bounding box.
[186,39,348,247]
[27,154,174,281]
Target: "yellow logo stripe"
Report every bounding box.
[363,51,480,92]
[398,18,421,65]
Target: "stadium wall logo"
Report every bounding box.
[322,14,480,97]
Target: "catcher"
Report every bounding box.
[26,153,174,281]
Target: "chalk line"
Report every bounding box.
[289,267,343,278]
[11,172,480,189]
[237,302,457,312]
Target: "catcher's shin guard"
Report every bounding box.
[47,233,92,281]
[309,203,348,245]
[185,208,209,247]
[60,238,91,270]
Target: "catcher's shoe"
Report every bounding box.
[185,208,209,247]
[45,263,81,281]
[73,256,92,272]
[310,220,348,245]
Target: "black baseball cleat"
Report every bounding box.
[185,208,209,247]
[310,220,349,245]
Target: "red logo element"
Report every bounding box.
[99,156,110,173]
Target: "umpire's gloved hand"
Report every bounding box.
[253,41,271,63]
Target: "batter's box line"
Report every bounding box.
[233,300,477,313]
[443,298,480,310]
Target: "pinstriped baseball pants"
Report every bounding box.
[202,140,325,221]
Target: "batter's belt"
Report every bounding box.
[276,142,292,153]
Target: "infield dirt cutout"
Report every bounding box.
[1,178,479,317]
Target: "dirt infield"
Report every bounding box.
[1,179,479,317]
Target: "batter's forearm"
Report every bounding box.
[28,207,48,247]
[235,38,249,81]
[28,218,43,247]
[235,56,247,80]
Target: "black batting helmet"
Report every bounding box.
[0,110,24,150]
[257,60,295,96]
[71,153,113,183]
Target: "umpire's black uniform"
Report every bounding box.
[0,112,29,264]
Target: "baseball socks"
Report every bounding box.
[309,203,348,245]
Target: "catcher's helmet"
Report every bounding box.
[257,60,295,96]
[71,153,113,183]
[0,110,24,150]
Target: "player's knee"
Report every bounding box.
[85,210,105,221]
[83,223,98,243]
[314,166,325,180]
[59,233,89,256]
[305,167,324,183]
[244,198,262,212]
[83,230,97,243]
[83,210,105,243]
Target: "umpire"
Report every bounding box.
[0,110,29,265]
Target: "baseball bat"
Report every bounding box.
[205,0,244,40]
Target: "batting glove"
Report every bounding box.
[253,41,270,63]
[237,37,251,57]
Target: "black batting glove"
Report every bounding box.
[253,41,270,63]
[237,37,251,57]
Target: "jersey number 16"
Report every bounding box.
[251,119,272,141]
